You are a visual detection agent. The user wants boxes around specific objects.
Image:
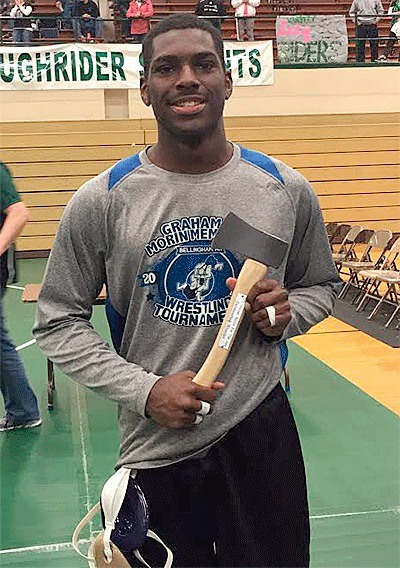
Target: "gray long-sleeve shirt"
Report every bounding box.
[349,0,384,24]
[33,144,341,469]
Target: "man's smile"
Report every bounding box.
[170,96,206,115]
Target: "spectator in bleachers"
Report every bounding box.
[73,0,103,40]
[231,0,259,41]
[9,0,33,43]
[195,0,226,33]
[125,0,153,43]
[378,0,400,61]
[1,0,13,39]
[38,0,63,38]
[60,0,77,30]
[349,0,384,62]
[115,0,131,38]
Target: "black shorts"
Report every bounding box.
[135,382,310,567]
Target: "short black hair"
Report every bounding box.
[142,14,225,78]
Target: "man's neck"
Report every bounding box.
[147,128,233,174]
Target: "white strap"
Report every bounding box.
[72,467,174,568]
[101,467,132,562]
[72,501,101,561]
[134,530,174,568]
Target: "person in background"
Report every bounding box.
[114,0,131,38]
[195,0,226,33]
[378,0,400,61]
[73,0,103,40]
[34,14,341,567]
[125,0,153,43]
[349,0,384,62]
[0,0,13,39]
[38,0,63,39]
[59,0,77,30]
[0,163,42,433]
[231,0,259,41]
[9,0,33,43]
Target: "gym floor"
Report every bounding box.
[1,258,399,568]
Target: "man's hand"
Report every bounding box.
[145,371,225,429]
[227,277,290,337]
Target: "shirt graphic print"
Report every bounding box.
[139,215,242,327]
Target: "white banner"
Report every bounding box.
[0,41,274,90]
[276,15,348,64]
[225,41,274,86]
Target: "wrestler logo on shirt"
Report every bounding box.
[139,216,242,327]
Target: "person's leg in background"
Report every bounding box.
[355,23,367,62]
[369,23,379,61]
[12,28,23,43]
[21,28,32,43]
[236,17,245,40]
[379,31,397,59]
[95,17,103,37]
[62,0,75,29]
[245,17,255,41]
[131,33,145,43]
[73,16,82,38]
[0,297,41,431]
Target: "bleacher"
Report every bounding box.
[1,0,398,62]
[1,113,399,255]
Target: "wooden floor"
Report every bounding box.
[294,318,400,415]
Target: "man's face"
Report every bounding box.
[141,28,232,140]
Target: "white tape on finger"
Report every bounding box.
[197,401,211,416]
[265,305,276,328]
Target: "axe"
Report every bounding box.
[193,213,288,387]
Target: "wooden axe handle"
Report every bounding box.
[193,258,267,387]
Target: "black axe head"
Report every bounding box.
[212,213,288,269]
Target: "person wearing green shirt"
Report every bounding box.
[0,162,42,431]
[378,0,400,61]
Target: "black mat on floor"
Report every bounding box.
[333,288,399,348]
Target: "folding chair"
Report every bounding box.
[329,223,351,248]
[335,228,375,274]
[338,229,393,302]
[332,225,363,267]
[325,222,339,243]
[356,237,400,327]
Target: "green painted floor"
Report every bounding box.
[0,259,399,568]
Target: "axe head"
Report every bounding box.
[212,213,288,269]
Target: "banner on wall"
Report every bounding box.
[276,15,348,64]
[0,41,274,91]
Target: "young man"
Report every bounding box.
[1,163,42,432]
[34,14,341,567]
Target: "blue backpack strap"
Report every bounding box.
[108,153,142,191]
[240,146,285,186]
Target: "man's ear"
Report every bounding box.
[140,76,151,107]
[225,70,233,100]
